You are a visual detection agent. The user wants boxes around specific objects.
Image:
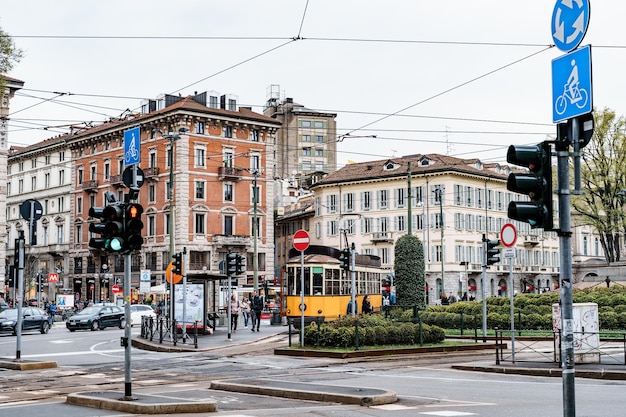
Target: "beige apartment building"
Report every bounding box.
[277,153,568,305]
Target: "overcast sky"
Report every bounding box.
[2,1,622,168]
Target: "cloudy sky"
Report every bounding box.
[2,1,622,168]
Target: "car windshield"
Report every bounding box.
[0,309,18,319]
[77,307,101,315]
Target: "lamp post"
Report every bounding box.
[252,169,261,292]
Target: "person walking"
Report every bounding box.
[230,295,240,332]
[361,295,372,315]
[241,296,251,328]
[250,290,263,332]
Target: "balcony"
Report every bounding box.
[109,174,123,187]
[213,234,251,246]
[144,166,160,179]
[218,166,243,181]
[370,232,394,243]
[81,180,98,192]
[523,235,540,246]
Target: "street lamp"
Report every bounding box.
[459,261,469,300]
[252,169,263,292]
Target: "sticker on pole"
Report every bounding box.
[500,223,517,248]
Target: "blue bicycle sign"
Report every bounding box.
[551,45,592,123]
[124,127,141,166]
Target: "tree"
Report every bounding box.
[572,107,626,264]
[0,26,24,94]
[393,234,425,309]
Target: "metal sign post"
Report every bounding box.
[293,230,310,347]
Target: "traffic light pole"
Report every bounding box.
[558,122,576,417]
[481,235,487,342]
[15,231,25,361]
[350,242,356,318]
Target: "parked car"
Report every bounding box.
[0,307,52,335]
[0,301,9,311]
[130,304,156,327]
[66,305,125,332]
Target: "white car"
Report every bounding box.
[129,304,157,327]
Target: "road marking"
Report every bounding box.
[0,348,123,360]
[419,412,476,416]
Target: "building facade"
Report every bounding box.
[276,154,567,305]
[7,93,281,307]
[263,88,337,183]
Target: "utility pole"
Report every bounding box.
[252,170,260,291]
[407,162,412,236]
[436,187,445,297]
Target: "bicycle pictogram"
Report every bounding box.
[125,133,139,163]
[554,59,588,116]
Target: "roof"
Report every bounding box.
[312,153,508,187]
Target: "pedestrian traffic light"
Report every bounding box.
[172,252,183,275]
[125,203,144,251]
[226,251,238,276]
[506,141,554,230]
[485,238,501,266]
[235,254,245,275]
[339,248,350,271]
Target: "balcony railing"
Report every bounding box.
[81,180,98,192]
[371,232,394,243]
[218,166,243,181]
[109,174,123,186]
[144,167,160,177]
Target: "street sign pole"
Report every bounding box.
[292,230,310,347]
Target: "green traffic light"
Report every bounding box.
[107,237,125,252]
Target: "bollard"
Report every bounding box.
[354,318,359,351]
[460,312,464,336]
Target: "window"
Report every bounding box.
[314,148,324,157]
[104,162,110,180]
[251,154,260,171]
[315,135,324,142]
[56,224,64,244]
[301,134,311,142]
[90,165,96,181]
[228,98,236,111]
[378,247,390,264]
[59,151,65,161]
[76,196,83,214]
[327,220,338,236]
[195,213,205,234]
[251,216,261,237]
[396,215,406,231]
[31,158,37,168]
[149,151,157,168]
[434,245,443,263]
[378,190,388,209]
[362,191,372,211]
[30,176,36,191]
[18,179,23,193]
[327,194,337,213]
[251,184,260,205]
[378,216,389,232]
[454,185,463,205]
[314,120,325,128]
[252,129,259,142]
[303,147,312,156]
[225,126,233,138]
[395,188,406,208]
[77,168,83,184]
[195,121,205,134]
[58,196,65,212]
[44,173,50,188]
[149,184,156,203]
[362,217,373,233]
[195,181,205,199]
[195,148,206,167]
[300,120,311,128]
[165,213,171,235]
[345,219,356,235]
[476,188,484,208]
[343,193,355,212]
[224,183,233,202]
[45,155,51,165]
[75,225,82,244]
[19,162,23,172]
[223,150,234,167]
[224,215,234,235]
[148,215,156,236]
[166,146,172,168]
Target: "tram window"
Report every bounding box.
[287,268,295,295]
[313,273,323,295]
[325,268,340,295]
[295,267,311,295]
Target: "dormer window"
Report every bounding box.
[419,157,431,167]
[383,160,399,171]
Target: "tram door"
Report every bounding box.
[294,267,311,295]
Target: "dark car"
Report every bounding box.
[66,305,125,332]
[0,307,52,335]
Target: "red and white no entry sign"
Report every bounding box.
[112,285,120,293]
[500,223,517,248]
[293,229,310,252]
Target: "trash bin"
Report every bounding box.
[271,309,281,325]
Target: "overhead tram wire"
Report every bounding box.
[342,46,554,137]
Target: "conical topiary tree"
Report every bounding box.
[394,234,425,310]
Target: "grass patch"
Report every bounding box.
[290,340,471,352]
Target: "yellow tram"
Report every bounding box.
[282,245,387,322]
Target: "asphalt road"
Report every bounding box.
[0,324,624,416]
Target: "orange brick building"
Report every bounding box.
[69,94,280,305]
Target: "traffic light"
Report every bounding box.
[235,254,245,275]
[172,252,183,275]
[339,248,350,271]
[506,141,554,230]
[226,251,238,276]
[485,238,501,266]
[103,204,126,252]
[125,203,144,251]
[88,206,108,250]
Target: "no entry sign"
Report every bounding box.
[500,223,517,248]
[293,229,310,252]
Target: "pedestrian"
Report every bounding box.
[346,299,358,315]
[250,290,263,332]
[49,301,57,324]
[230,294,240,332]
[361,295,372,315]
[241,296,251,328]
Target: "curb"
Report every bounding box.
[0,360,57,371]
[452,364,626,381]
[66,391,217,414]
[211,378,396,406]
